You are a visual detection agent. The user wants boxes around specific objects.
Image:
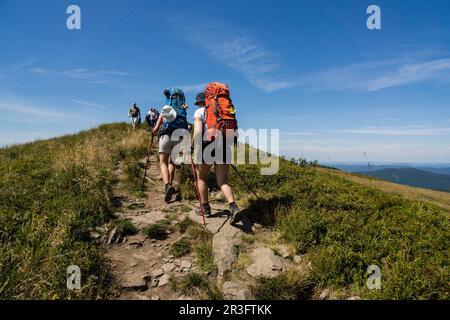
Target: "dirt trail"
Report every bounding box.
[104,153,306,300]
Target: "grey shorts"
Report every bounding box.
[159,134,180,155]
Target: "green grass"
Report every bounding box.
[2,125,448,300]
[253,270,315,300]
[195,242,215,273]
[113,219,138,237]
[0,123,148,299]
[170,272,223,299]
[170,237,191,258]
[143,220,172,240]
[228,150,450,300]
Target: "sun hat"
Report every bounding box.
[194,92,206,106]
[161,105,177,123]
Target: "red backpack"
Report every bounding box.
[204,82,238,142]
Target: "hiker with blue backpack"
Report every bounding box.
[152,88,190,203]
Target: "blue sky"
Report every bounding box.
[1,0,450,162]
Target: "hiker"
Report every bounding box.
[128,103,141,130]
[145,108,159,129]
[152,88,190,203]
[191,84,242,225]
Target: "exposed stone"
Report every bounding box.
[90,232,101,239]
[276,245,291,258]
[213,224,243,276]
[121,276,148,291]
[180,260,192,269]
[293,255,303,264]
[107,227,117,245]
[246,247,286,278]
[162,263,176,273]
[151,296,160,301]
[347,296,361,300]
[222,281,255,300]
[319,289,331,300]
[150,268,164,278]
[149,279,159,287]
[158,274,170,287]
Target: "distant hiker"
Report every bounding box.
[192,83,242,225]
[128,103,141,130]
[152,88,189,203]
[145,108,159,129]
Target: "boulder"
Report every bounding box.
[121,275,148,291]
[162,263,176,273]
[246,247,286,278]
[222,281,255,300]
[213,225,243,276]
[158,274,170,287]
[150,268,164,278]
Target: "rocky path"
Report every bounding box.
[103,154,309,300]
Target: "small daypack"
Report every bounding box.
[160,88,189,136]
[204,82,238,142]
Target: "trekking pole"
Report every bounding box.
[190,159,207,226]
[141,132,155,190]
[230,164,262,201]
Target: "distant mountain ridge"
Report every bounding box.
[358,167,450,193]
[329,163,450,175]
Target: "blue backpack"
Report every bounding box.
[160,88,189,136]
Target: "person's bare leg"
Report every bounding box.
[160,153,176,203]
[168,160,176,185]
[159,153,170,185]
[197,164,212,205]
[216,164,242,224]
[215,164,235,204]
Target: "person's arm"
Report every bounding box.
[152,114,164,135]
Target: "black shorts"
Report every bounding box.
[197,140,232,165]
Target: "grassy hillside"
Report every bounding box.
[324,168,450,212]
[1,124,449,300]
[0,123,147,299]
[229,158,450,299]
[358,167,450,193]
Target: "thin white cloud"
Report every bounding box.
[71,99,107,109]
[333,127,450,136]
[177,18,450,93]
[60,68,130,79]
[0,100,87,123]
[29,67,51,74]
[297,58,450,92]
[177,83,208,93]
[177,20,293,93]
[28,66,130,82]
[283,126,450,137]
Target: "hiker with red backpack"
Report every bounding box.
[191,83,243,225]
[152,88,190,203]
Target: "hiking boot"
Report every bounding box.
[229,202,243,225]
[196,203,212,217]
[164,184,176,203]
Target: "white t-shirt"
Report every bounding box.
[194,107,207,132]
